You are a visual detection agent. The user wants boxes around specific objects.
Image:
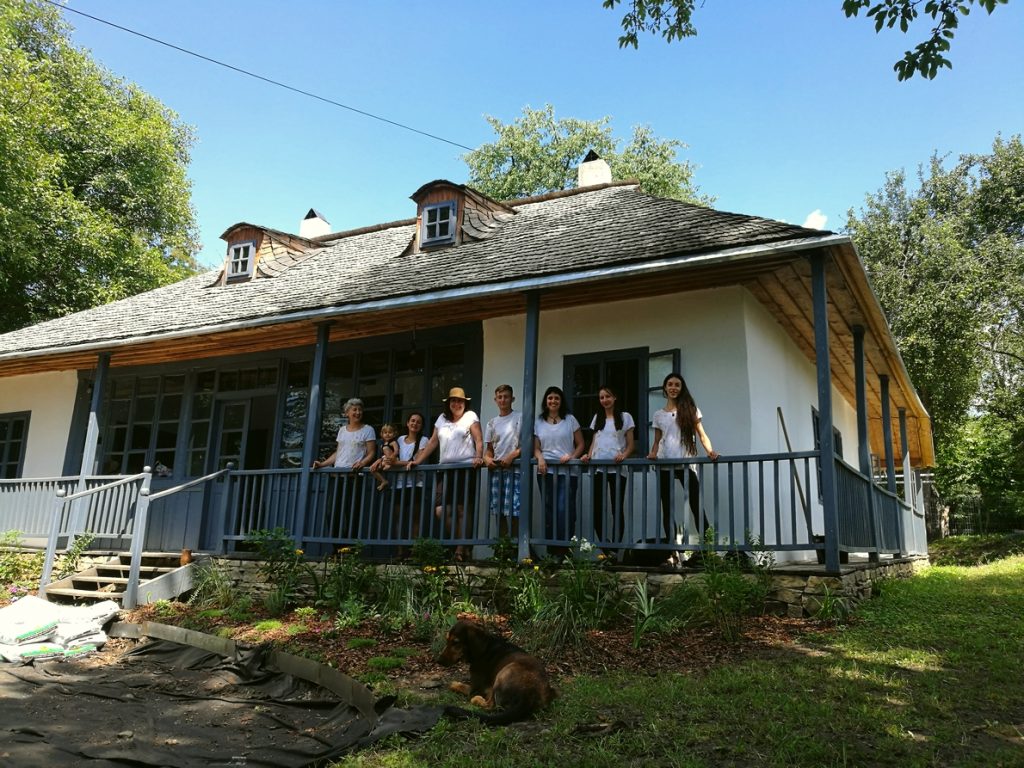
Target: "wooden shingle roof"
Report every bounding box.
[0,183,826,358]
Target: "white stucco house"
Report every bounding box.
[0,155,933,573]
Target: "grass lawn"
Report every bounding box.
[341,555,1024,767]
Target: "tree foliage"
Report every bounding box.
[603,0,1010,80]
[0,0,198,334]
[846,135,1024,523]
[463,104,710,204]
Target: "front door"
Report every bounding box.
[211,396,276,471]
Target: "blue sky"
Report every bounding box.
[61,0,1023,268]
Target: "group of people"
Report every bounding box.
[311,372,719,560]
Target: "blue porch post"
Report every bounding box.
[811,253,841,573]
[898,407,913,554]
[518,290,540,563]
[880,375,902,555]
[297,323,331,548]
[69,352,110,542]
[853,326,880,562]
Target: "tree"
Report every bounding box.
[846,135,1024,525]
[0,0,198,334]
[602,0,1010,80]
[463,104,710,204]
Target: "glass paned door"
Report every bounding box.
[215,400,249,470]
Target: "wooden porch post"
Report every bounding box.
[69,352,110,541]
[811,253,841,573]
[854,326,880,562]
[518,290,541,563]
[297,323,331,547]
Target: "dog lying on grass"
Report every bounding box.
[437,619,556,725]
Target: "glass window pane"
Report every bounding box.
[112,378,134,398]
[163,375,185,394]
[361,350,389,377]
[223,404,246,430]
[432,344,464,369]
[394,348,425,374]
[259,367,278,388]
[160,394,182,421]
[239,368,259,390]
[220,371,239,391]
[131,424,152,450]
[193,393,213,420]
[134,397,156,422]
[156,427,177,450]
[196,370,216,392]
[137,377,159,397]
[9,419,24,440]
[189,451,206,476]
[288,361,310,389]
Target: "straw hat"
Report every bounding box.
[443,387,471,402]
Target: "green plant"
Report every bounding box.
[0,531,44,591]
[628,579,680,648]
[410,538,448,568]
[346,637,377,650]
[246,528,315,611]
[187,559,236,608]
[263,585,290,618]
[293,606,317,621]
[252,619,283,633]
[315,544,375,612]
[334,597,368,629]
[814,584,852,624]
[367,656,405,671]
[55,531,94,579]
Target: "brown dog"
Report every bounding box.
[437,619,556,725]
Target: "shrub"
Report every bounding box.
[246,528,315,611]
[187,559,237,608]
[316,544,375,612]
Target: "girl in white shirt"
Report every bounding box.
[533,385,585,557]
[646,373,719,551]
[410,387,483,561]
[582,385,635,549]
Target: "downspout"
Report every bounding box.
[518,291,541,563]
[811,253,841,573]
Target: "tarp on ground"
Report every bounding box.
[0,635,444,766]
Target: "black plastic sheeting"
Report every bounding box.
[0,639,443,766]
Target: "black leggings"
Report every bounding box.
[591,471,626,545]
[658,467,709,543]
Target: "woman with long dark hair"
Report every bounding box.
[646,372,719,555]
[533,385,585,557]
[581,385,635,550]
[391,411,426,558]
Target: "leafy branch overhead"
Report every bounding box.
[603,0,1010,80]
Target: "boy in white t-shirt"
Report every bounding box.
[483,384,523,539]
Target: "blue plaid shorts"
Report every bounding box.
[489,469,521,518]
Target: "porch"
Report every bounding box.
[1,449,928,607]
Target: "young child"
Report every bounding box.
[484,384,523,539]
[369,422,399,490]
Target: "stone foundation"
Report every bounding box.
[199,554,931,618]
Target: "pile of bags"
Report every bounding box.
[0,595,119,663]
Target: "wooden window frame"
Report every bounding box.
[228,241,256,279]
[421,201,456,246]
[0,411,30,480]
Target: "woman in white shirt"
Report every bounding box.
[582,385,635,550]
[312,398,376,539]
[646,372,719,550]
[390,411,426,559]
[533,385,585,557]
[410,387,483,561]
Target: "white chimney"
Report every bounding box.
[578,149,612,187]
[299,208,331,238]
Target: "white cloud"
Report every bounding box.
[802,209,828,230]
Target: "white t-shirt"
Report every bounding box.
[485,411,522,462]
[435,411,480,464]
[653,407,702,459]
[333,424,376,468]
[394,435,425,488]
[588,411,636,461]
[534,414,581,471]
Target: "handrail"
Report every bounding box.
[56,471,149,503]
[40,469,152,596]
[148,464,235,502]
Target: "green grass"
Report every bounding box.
[336,555,1024,767]
[346,637,377,650]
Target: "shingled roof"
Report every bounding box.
[0,183,830,358]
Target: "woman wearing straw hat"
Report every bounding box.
[410,387,484,561]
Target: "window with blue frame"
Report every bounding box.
[0,411,30,479]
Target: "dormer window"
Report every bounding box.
[228,241,255,279]
[422,201,456,246]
